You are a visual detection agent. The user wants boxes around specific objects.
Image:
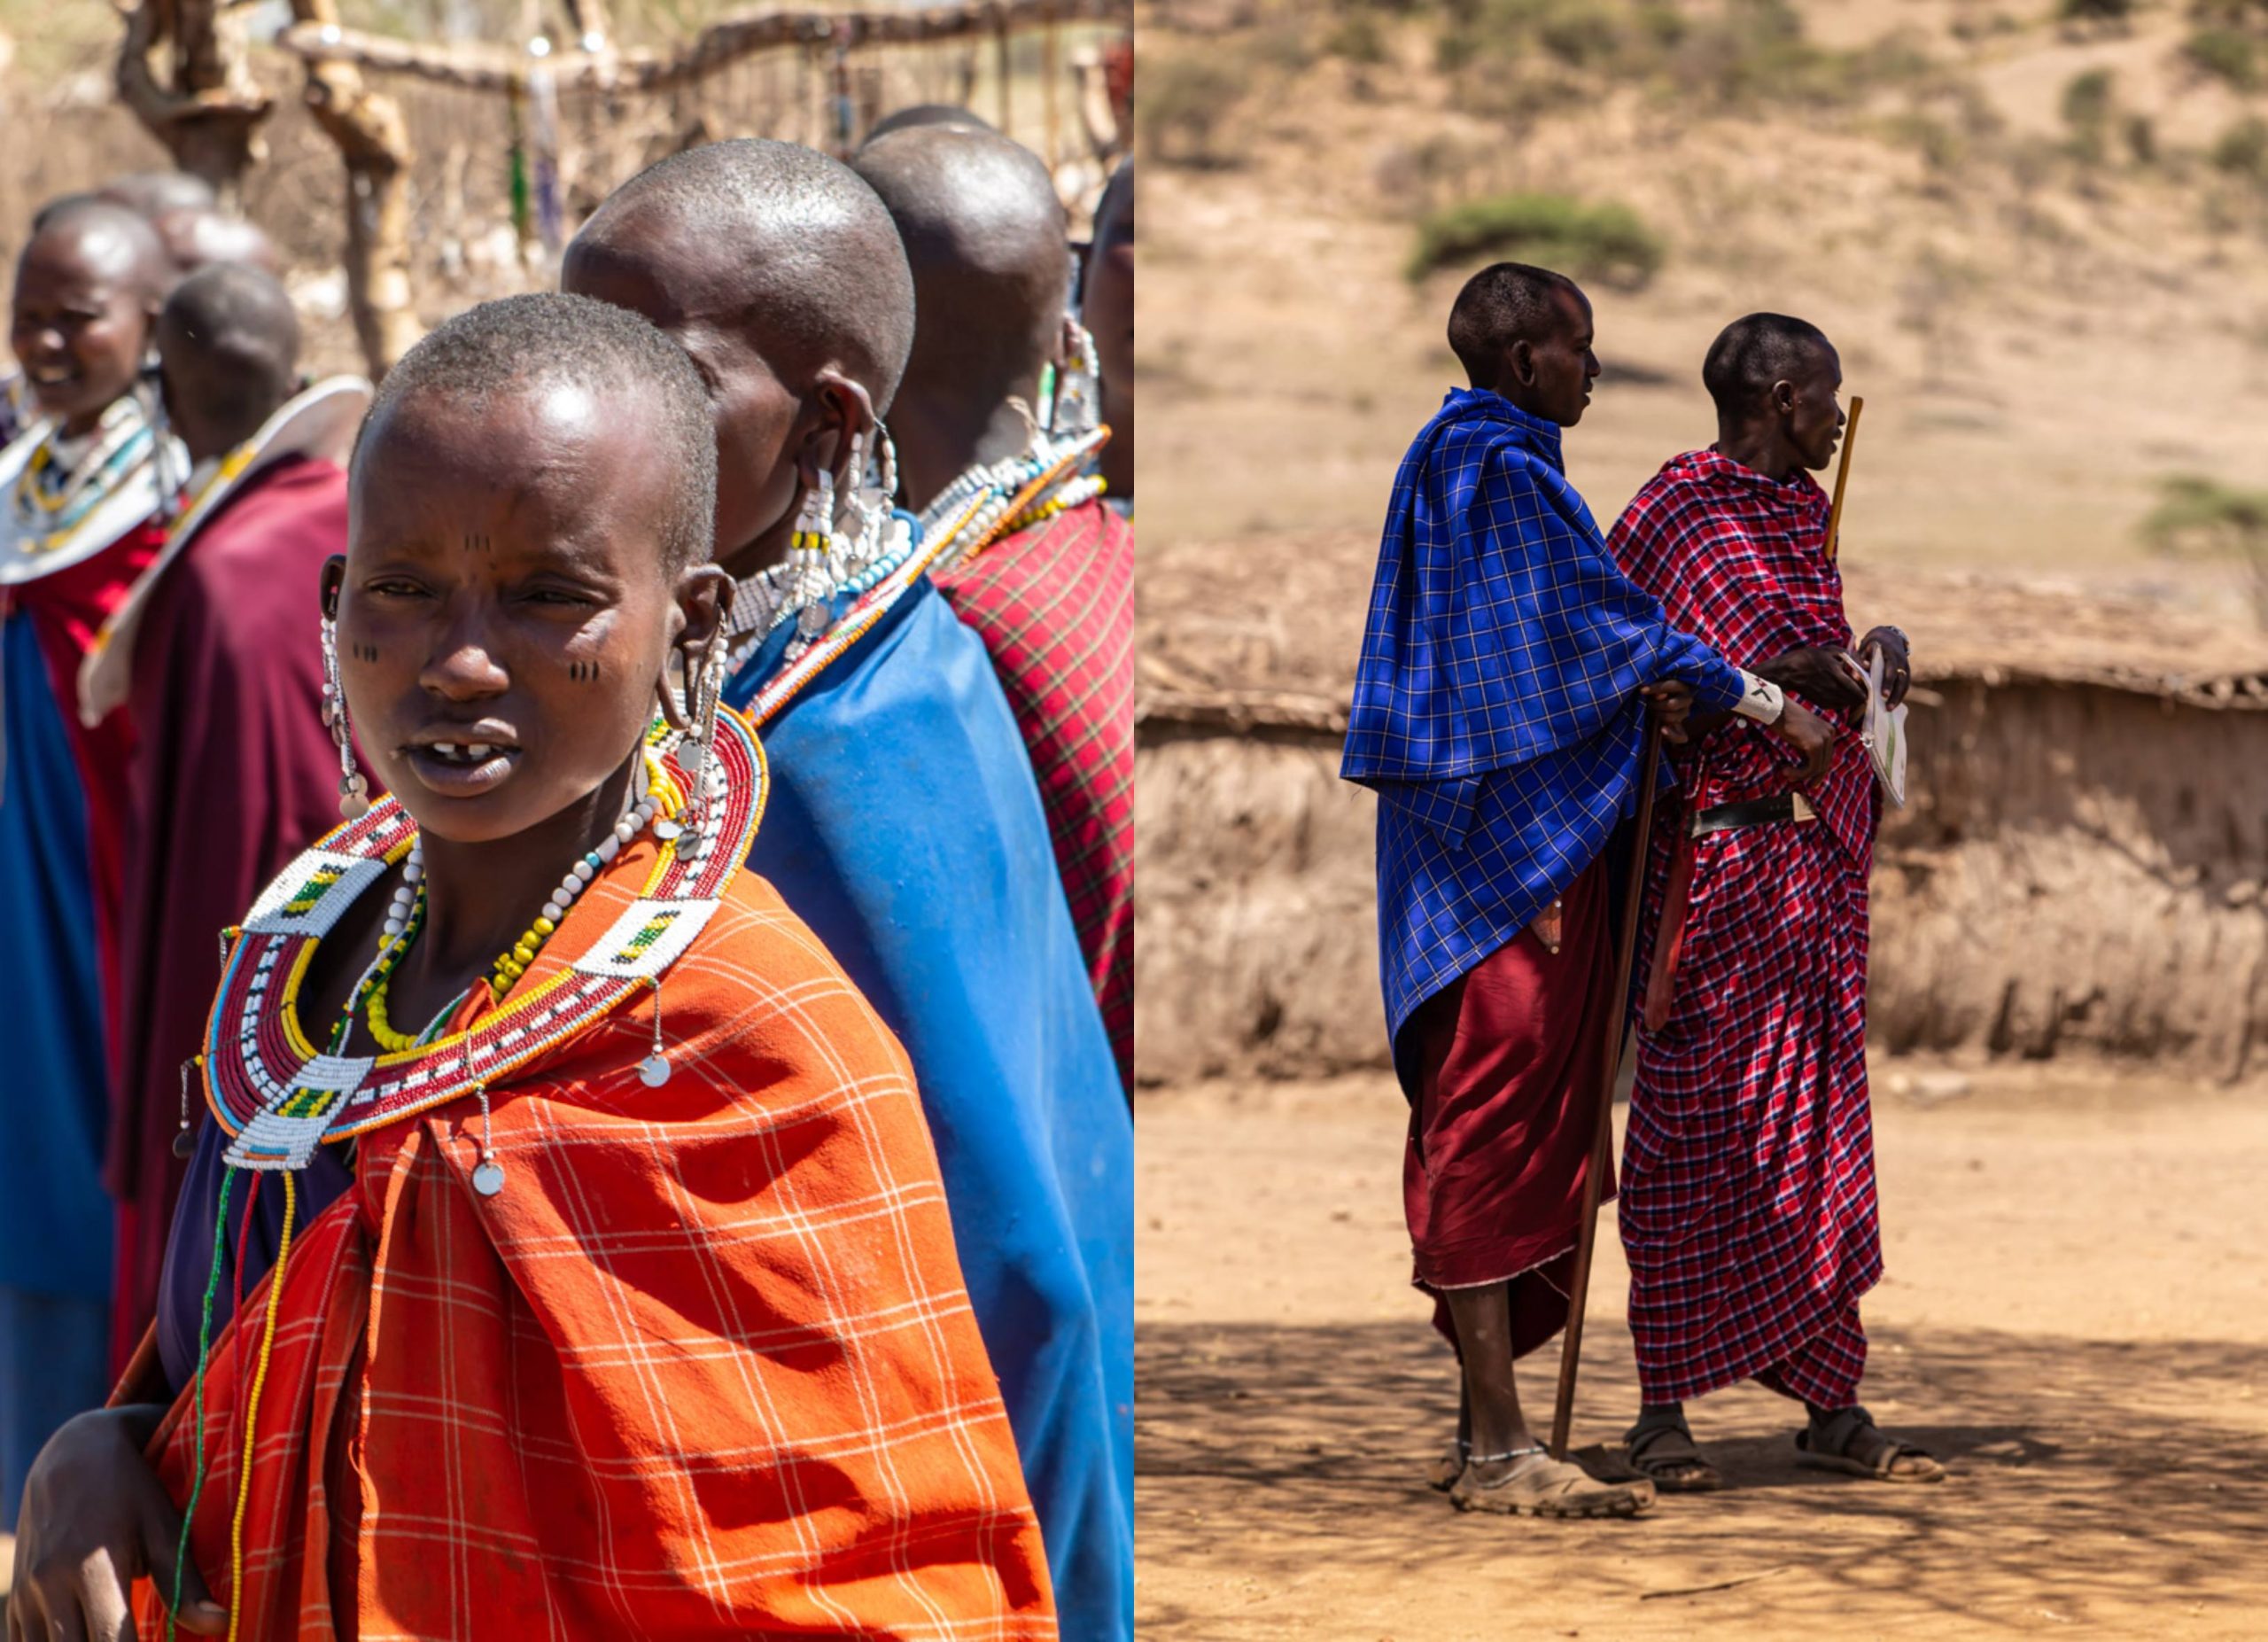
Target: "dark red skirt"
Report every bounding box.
[1402,852,1618,1358]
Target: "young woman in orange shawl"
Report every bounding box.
[6,292,1054,1641]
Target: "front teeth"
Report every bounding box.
[466,743,493,759]
[429,742,496,761]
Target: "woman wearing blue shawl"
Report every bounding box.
[563,140,1133,1640]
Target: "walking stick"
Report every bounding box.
[1548,709,1666,1461]
[1823,394,1864,563]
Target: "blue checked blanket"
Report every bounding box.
[1340,388,1744,1087]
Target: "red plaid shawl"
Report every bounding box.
[135,855,1055,1639]
[935,498,1133,1093]
[1606,448,1884,1405]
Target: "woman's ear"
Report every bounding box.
[676,564,733,655]
[805,369,878,487]
[319,554,346,621]
[656,566,731,732]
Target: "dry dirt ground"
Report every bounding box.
[1136,1064,2268,1638]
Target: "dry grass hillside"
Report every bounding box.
[1138,0,2268,629]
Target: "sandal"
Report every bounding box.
[1795,1405,1946,1484]
[1448,1445,1656,1519]
[1429,1437,1467,1492]
[1623,1410,1722,1493]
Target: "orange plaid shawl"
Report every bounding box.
[134,843,1055,1639]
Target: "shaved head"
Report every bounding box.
[157,262,301,461]
[1702,312,1835,419]
[365,292,718,572]
[153,207,283,278]
[854,127,1069,425]
[862,103,996,146]
[1447,261,1582,384]
[22,200,172,302]
[567,138,913,408]
[563,139,913,575]
[98,170,218,221]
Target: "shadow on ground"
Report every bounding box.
[1138,1316,2268,1634]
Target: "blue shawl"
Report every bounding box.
[1341,389,1744,1081]
[727,572,1133,1642]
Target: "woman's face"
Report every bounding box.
[11,218,159,436]
[338,379,695,844]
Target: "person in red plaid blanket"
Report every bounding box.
[856,126,1135,1097]
[1606,312,1943,1492]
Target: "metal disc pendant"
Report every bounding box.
[680,739,708,774]
[172,1127,196,1159]
[471,1161,506,1196]
[638,1054,672,1088]
[653,819,682,841]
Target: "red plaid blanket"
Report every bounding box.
[1607,447,1884,1405]
[135,863,1055,1638]
[936,498,1133,1093]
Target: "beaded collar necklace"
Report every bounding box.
[12,394,158,545]
[917,424,1110,573]
[199,709,765,1176]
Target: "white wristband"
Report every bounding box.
[1731,670,1785,726]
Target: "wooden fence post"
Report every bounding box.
[291,0,421,378]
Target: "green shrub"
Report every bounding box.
[2062,67,2117,161]
[2191,0,2268,29]
[2143,474,2268,626]
[1889,113,1968,175]
[2212,114,2268,180]
[2186,27,2261,88]
[2058,0,2135,21]
[1325,10,1391,64]
[1406,192,1666,287]
[1539,7,1622,66]
[2127,113,2159,165]
[1138,53,1251,168]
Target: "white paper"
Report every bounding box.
[1862,645,1908,808]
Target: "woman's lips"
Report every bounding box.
[404,742,519,798]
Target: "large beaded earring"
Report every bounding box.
[788,465,836,649]
[1050,319,1102,441]
[321,608,372,818]
[674,634,727,859]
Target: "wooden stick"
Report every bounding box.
[1549,712,1666,1461]
[105,1321,164,1409]
[1824,393,1864,563]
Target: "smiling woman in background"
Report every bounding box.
[0,198,175,1534]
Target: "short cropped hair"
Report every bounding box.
[361,292,718,572]
[159,263,300,430]
[1702,312,1833,418]
[1447,261,1581,384]
[577,139,915,411]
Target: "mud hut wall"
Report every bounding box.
[1133,680,2268,1086]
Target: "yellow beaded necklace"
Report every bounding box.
[362,753,682,1054]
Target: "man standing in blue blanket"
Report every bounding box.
[1340,262,1835,1521]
